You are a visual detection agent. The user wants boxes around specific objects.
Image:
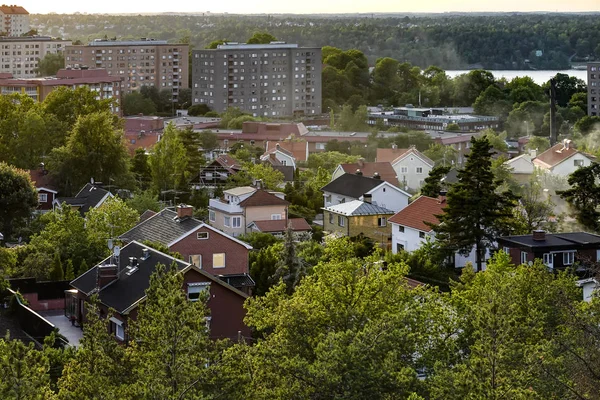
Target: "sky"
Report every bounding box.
[24,0,600,14]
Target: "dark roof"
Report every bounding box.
[338,161,398,186]
[441,168,459,185]
[119,208,201,245]
[498,232,600,251]
[217,274,255,288]
[71,241,248,314]
[271,165,295,182]
[138,210,157,223]
[55,183,111,215]
[250,218,311,233]
[321,173,385,198]
[238,189,289,207]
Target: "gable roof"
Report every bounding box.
[0,5,28,14]
[376,148,410,163]
[119,208,202,245]
[271,164,295,182]
[249,218,311,233]
[338,161,398,186]
[70,241,248,314]
[264,141,308,162]
[498,232,600,251]
[390,148,434,167]
[165,223,253,249]
[28,169,57,192]
[214,154,242,172]
[321,173,386,198]
[238,189,289,207]
[388,196,445,232]
[323,200,394,216]
[533,142,593,168]
[55,183,112,215]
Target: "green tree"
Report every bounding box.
[305,151,359,172]
[0,162,37,240]
[35,52,65,76]
[243,163,284,190]
[131,148,152,191]
[206,39,227,49]
[421,165,451,197]
[122,92,157,116]
[575,116,600,135]
[423,142,458,166]
[126,190,161,215]
[49,251,64,281]
[430,137,519,271]
[187,104,211,116]
[86,197,139,248]
[273,224,305,294]
[249,242,284,296]
[557,163,600,232]
[64,259,75,281]
[525,136,550,153]
[77,259,89,276]
[445,122,460,132]
[247,32,277,44]
[148,123,188,196]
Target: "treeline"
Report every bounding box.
[32,13,600,69]
[1,237,600,399]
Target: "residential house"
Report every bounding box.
[321,173,410,213]
[376,147,434,192]
[577,278,599,302]
[260,141,309,170]
[498,230,600,271]
[532,140,595,176]
[28,166,57,213]
[69,241,250,341]
[191,154,241,188]
[119,205,254,293]
[215,121,308,151]
[504,153,535,184]
[331,159,399,186]
[246,218,312,236]
[53,183,113,216]
[261,156,295,183]
[433,133,479,166]
[209,186,309,237]
[322,200,394,248]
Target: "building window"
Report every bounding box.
[521,251,528,264]
[563,252,575,265]
[328,213,334,224]
[213,253,225,268]
[110,317,124,341]
[188,282,210,301]
[189,254,202,268]
[224,216,231,227]
[197,232,209,240]
[416,167,423,174]
[398,225,405,233]
[378,217,387,227]
[209,210,215,222]
[542,253,552,267]
[232,216,241,228]
[38,193,47,202]
[503,247,510,254]
[271,214,281,220]
[419,231,426,239]
[338,215,345,227]
[400,166,408,173]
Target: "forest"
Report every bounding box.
[31,13,600,69]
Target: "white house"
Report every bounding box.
[321,173,410,213]
[376,147,434,192]
[532,140,594,177]
[388,195,489,269]
[260,144,297,170]
[577,278,599,302]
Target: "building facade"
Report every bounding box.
[65,38,189,100]
[0,5,29,36]
[0,36,71,78]
[588,62,600,117]
[192,43,321,117]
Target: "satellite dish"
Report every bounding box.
[113,246,121,257]
[107,239,113,250]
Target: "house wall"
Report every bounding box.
[390,223,431,253]
[272,151,296,169]
[363,184,409,212]
[209,208,245,237]
[170,226,250,276]
[550,154,594,176]
[507,157,535,175]
[322,190,355,207]
[330,166,345,181]
[349,215,392,246]
[37,189,55,211]
[244,205,287,233]
[391,156,432,192]
[503,246,599,269]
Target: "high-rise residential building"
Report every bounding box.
[0,36,71,78]
[0,5,29,36]
[64,38,189,101]
[192,42,322,117]
[588,62,600,117]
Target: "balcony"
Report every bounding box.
[209,199,243,214]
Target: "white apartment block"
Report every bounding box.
[0,37,71,78]
[0,5,29,37]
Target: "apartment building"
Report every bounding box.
[64,38,189,101]
[0,5,29,36]
[192,42,321,117]
[0,36,71,78]
[0,67,123,115]
[588,62,600,116]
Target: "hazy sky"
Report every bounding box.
[25,0,600,14]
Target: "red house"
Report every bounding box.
[28,167,58,213]
[69,241,250,341]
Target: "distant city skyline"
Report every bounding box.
[24,0,600,15]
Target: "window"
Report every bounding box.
[521,251,528,264]
[188,282,210,301]
[189,254,202,268]
[38,193,47,202]
[209,210,215,222]
[401,166,408,173]
[396,243,404,252]
[574,159,584,167]
[542,253,552,267]
[329,213,334,224]
[338,215,345,227]
[232,216,241,228]
[213,253,225,268]
[416,167,423,174]
[563,252,575,265]
[398,225,405,233]
[110,317,124,340]
[224,216,231,227]
[378,217,387,227]
[419,231,426,239]
[197,232,209,240]
[502,247,510,254]
[271,214,282,220]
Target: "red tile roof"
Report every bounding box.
[251,218,311,233]
[388,196,446,232]
[28,169,56,191]
[533,142,587,168]
[215,154,241,172]
[238,190,289,208]
[124,132,160,155]
[0,5,28,14]
[376,148,410,163]
[406,277,425,289]
[339,161,398,186]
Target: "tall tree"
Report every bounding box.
[420,165,451,198]
[148,123,188,197]
[86,197,139,248]
[247,32,277,44]
[35,52,65,76]
[430,137,519,271]
[0,162,37,240]
[557,162,600,232]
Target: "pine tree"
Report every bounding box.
[64,259,75,281]
[273,223,305,294]
[420,165,451,198]
[430,137,519,271]
[77,259,89,277]
[49,251,64,281]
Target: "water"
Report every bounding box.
[446,70,587,85]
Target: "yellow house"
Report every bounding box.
[322,200,393,248]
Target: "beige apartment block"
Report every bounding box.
[0,36,71,78]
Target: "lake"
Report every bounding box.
[446,70,587,85]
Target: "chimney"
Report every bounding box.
[96,263,118,289]
[438,189,447,203]
[129,257,138,268]
[391,143,398,149]
[176,204,193,219]
[141,248,150,260]
[532,230,546,241]
[363,193,373,204]
[255,179,263,190]
[358,158,365,168]
[355,169,363,176]
[276,143,280,150]
[373,172,381,180]
[529,149,537,158]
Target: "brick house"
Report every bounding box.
[497,231,600,271]
[119,205,254,293]
[69,241,250,342]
